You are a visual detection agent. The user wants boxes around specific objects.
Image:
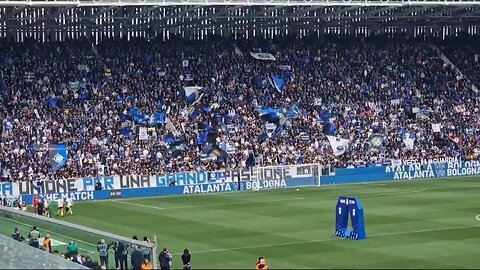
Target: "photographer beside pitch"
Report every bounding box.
[159,248,173,270]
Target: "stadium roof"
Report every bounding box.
[0,1,478,35]
[1,0,480,7]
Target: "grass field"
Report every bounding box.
[2,176,480,269]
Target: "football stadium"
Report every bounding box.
[1,0,480,269]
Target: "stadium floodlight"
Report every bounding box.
[335,196,366,240]
[0,0,480,7]
[0,205,158,268]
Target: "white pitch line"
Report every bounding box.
[116,197,305,210]
[184,224,480,255]
[104,182,480,207]
[115,188,432,211]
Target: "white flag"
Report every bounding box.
[326,135,350,156]
[165,117,179,136]
[234,44,243,56]
[264,123,277,138]
[182,60,189,67]
[139,127,149,141]
[98,165,105,176]
[431,123,441,133]
[403,138,415,150]
[250,52,276,61]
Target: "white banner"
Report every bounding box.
[431,123,441,133]
[278,65,291,71]
[390,99,401,105]
[139,127,149,141]
[0,164,321,197]
[326,135,350,156]
[250,52,276,61]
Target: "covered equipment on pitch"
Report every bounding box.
[335,196,366,240]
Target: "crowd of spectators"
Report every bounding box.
[0,34,479,182]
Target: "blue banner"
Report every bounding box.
[19,178,315,202]
[321,157,477,185]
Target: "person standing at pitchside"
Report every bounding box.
[256,257,269,270]
[182,249,191,270]
[32,196,39,214]
[28,226,40,249]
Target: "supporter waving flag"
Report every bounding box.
[184,79,205,105]
[285,101,300,120]
[327,135,350,156]
[368,134,385,153]
[49,144,68,171]
[184,86,205,104]
[270,75,286,92]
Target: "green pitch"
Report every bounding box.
[2,176,480,269]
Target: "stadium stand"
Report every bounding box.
[1,34,479,181]
[0,1,479,181]
[0,3,478,182]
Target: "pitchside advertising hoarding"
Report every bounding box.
[0,164,320,201]
[3,158,479,202]
[384,156,480,180]
[318,156,480,185]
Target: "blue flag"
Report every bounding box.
[319,110,331,123]
[286,101,300,120]
[150,113,166,126]
[260,111,281,125]
[79,89,89,101]
[258,133,269,144]
[198,132,208,145]
[49,144,68,171]
[271,75,286,92]
[163,134,176,144]
[271,125,285,139]
[323,123,337,136]
[48,98,59,108]
[184,86,205,104]
[128,107,140,117]
[253,75,264,87]
[127,107,163,126]
[260,108,280,115]
[284,69,293,82]
[120,128,133,139]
